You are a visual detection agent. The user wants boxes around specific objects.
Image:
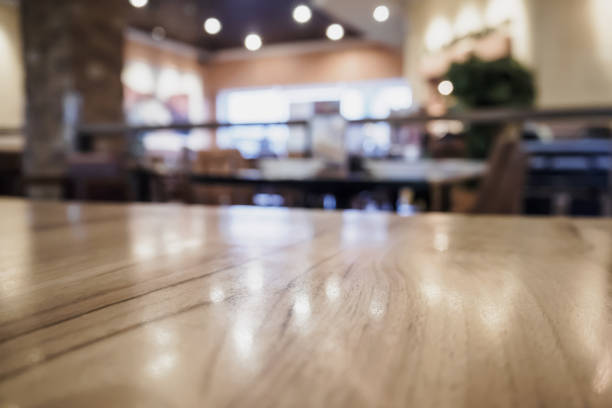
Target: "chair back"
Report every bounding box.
[193,149,246,175]
[472,126,528,214]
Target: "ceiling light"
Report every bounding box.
[245,34,262,51]
[438,80,454,96]
[373,5,390,22]
[326,24,344,41]
[129,0,148,8]
[204,17,222,35]
[293,5,312,24]
[152,26,166,41]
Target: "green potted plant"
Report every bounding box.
[445,56,536,158]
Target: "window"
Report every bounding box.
[122,60,209,153]
[216,79,412,157]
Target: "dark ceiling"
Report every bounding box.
[128,0,360,52]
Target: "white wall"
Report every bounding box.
[531,0,612,107]
[404,0,612,108]
[404,0,533,104]
[0,1,24,128]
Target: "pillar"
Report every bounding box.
[20,0,127,198]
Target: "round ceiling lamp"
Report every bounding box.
[373,5,390,22]
[293,5,312,24]
[204,17,222,35]
[438,80,454,96]
[245,33,263,51]
[326,24,344,41]
[129,0,148,8]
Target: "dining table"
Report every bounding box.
[0,198,611,407]
[190,158,487,211]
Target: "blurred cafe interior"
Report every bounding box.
[3,0,612,407]
[1,0,611,215]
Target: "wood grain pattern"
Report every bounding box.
[0,198,612,407]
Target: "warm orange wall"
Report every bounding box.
[124,38,205,73]
[206,44,403,94]
[124,38,403,118]
[124,36,213,116]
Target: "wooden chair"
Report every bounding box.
[452,125,528,214]
[190,149,254,205]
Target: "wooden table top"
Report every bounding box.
[0,198,611,407]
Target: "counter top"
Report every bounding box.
[0,199,611,407]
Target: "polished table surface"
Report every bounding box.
[1,198,612,407]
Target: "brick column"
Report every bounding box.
[20,0,127,198]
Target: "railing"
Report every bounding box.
[77,120,309,135]
[348,107,612,126]
[70,107,612,159]
[72,107,612,139]
[65,107,612,156]
[74,119,313,156]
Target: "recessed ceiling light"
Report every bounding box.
[326,24,344,41]
[152,26,166,41]
[373,5,390,22]
[129,0,148,8]
[245,33,263,51]
[204,17,222,35]
[293,5,312,24]
[438,80,454,96]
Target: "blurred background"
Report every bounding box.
[1,0,611,216]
